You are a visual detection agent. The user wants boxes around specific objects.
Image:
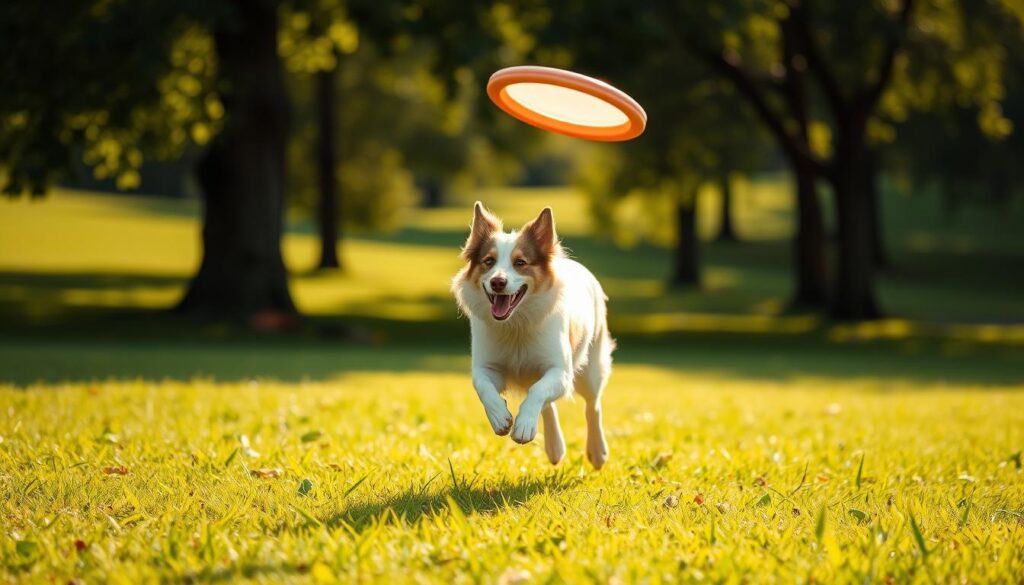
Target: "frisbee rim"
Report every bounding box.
[487,66,646,142]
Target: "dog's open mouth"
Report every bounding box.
[486,285,527,321]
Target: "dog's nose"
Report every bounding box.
[490,276,507,292]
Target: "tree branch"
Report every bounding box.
[789,1,847,114]
[695,47,827,175]
[856,0,915,112]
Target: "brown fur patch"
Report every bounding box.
[520,207,559,258]
[460,237,498,284]
[513,207,561,290]
[461,202,501,263]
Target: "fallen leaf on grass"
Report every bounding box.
[298,478,314,496]
[753,476,767,487]
[652,452,673,469]
[301,430,323,443]
[101,466,128,476]
[15,540,38,557]
[663,495,679,509]
[497,568,531,585]
[74,539,87,552]
[250,468,283,479]
[693,493,705,506]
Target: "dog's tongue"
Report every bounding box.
[491,295,514,319]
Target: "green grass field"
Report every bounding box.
[1,185,1023,582]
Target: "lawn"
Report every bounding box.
[2,366,1023,583]
[1,184,1023,582]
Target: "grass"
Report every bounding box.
[1,182,1023,582]
[2,367,1022,582]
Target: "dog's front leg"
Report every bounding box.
[472,367,513,436]
[511,367,572,444]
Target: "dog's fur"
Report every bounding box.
[451,202,614,468]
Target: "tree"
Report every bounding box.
[2,0,296,319]
[673,0,1021,318]
[177,1,295,317]
[540,1,804,295]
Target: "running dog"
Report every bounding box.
[451,202,614,468]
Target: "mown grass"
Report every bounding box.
[2,367,1023,583]
[1,183,1022,582]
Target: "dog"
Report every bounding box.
[451,202,614,469]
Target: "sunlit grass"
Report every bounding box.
[2,366,1022,583]
[3,183,1024,327]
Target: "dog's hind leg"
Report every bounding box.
[541,402,566,465]
[577,337,612,469]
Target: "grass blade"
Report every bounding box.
[343,474,369,499]
[855,453,864,489]
[910,515,928,559]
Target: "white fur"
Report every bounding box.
[452,226,614,469]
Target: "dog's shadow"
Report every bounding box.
[319,467,580,533]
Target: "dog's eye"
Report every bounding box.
[483,258,495,267]
[513,258,527,267]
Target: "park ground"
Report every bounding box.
[1,182,1022,582]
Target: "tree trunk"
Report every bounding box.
[669,197,700,287]
[830,144,881,320]
[316,65,342,271]
[176,0,295,319]
[791,162,829,308]
[422,179,444,208]
[715,173,738,242]
[863,148,890,270]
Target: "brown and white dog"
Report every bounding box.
[451,202,614,468]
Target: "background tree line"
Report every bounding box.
[2,0,1022,321]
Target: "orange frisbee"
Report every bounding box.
[487,66,646,141]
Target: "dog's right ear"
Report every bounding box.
[462,201,501,261]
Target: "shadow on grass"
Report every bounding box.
[192,475,558,582]
[320,474,554,533]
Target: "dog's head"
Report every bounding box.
[452,202,562,322]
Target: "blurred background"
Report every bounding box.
[1,0,1022,384]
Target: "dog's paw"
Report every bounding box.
[484,402,514,436]
[544,435,565,465]
[511,414,538,444]
[586,442,608,470]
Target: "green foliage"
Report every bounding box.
[0,0,220,195]
[537,2,775,244]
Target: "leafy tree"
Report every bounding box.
[541,1,816,299]
[675,0,1021,318]
[2,0,296,319]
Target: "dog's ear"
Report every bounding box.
[462,201,501,261]
[522,207,559,258]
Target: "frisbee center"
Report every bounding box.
[503,82,630,128]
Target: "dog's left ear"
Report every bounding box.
[522,207,559,257]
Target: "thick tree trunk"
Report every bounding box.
[863,148,890,270]
[791,162,829,308]
[176,0,294,318]
[316,65,342,271]
[715,174,738,242]
[830,142,881,320]
[669,197,700,287]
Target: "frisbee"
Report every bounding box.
[487,66,646,141]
